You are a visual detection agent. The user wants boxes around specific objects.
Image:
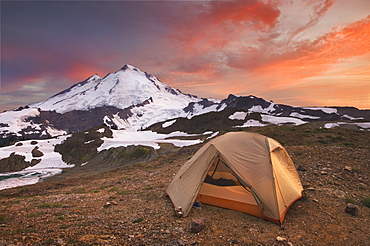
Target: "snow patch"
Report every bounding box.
[306,107,337,114]
[324,122,370,129]
[97,128,105,133]
[290,112,320,120]
[229,111,248,120]
[203,131,213,135]
[162,120,176,128]
[111,113,129,129]
[207,131,219,139]
[324,123,340,129]
[261,115,307,126]
[342,115,364,120]
[98,130,202,151]
[235,120,267,128]
[45,126,67,137]
[248,103,275,114]
[0,108,41,136]
[357,122,370,129]
[0,169,63,190]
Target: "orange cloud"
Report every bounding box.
[67,63,105,82]
[223,15,370,88]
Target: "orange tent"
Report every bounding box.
[166,132,303,224]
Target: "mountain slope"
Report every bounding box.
[0,64,370,149]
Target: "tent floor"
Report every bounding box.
[197,183,263,218]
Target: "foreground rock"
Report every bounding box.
[345,203,361,216]
[190,218,206,233]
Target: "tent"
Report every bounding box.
[166,131,303,224]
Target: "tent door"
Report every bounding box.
[197,158,263,218]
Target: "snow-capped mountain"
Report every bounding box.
[1,64,370,148]
[29,64,204,130]
[30,65,199,114]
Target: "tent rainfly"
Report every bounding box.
[166,132,304,224]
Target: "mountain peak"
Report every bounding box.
[120,64,138,71]
[88,73,101,82]
[28,65,201,115]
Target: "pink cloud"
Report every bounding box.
[166,0,281,71]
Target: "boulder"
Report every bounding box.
[345,203,360,216]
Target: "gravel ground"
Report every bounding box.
[0,142,369,245]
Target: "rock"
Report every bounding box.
[307,187,315,191]
[344,166,353,172]
[103,202,111,208]
[32,146,44,157]
[193,201,202,208]
[345,203,360,216]
[297,165,306,172]
[175,207,184,218]
[31,159,42,166]
[0,152,32,172]
[190,218,206,233]
[276,236,286,241]
[320,171,328,175]
[333,190,346,199]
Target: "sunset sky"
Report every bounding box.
[1,0,369,112]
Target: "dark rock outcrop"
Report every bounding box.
[0,153,35,173]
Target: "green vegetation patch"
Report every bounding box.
[86,144,156,168]
[345,197,356,204]
[36,203,63,209]
[72,187,87,194]
[0,214,6,224]
[363,197,370,208]
[108,187,120,192]
[132,217,144,223]
[54,126,112,165]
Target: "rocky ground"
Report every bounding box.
[0,127,369,245]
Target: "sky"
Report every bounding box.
[1,0,369,112]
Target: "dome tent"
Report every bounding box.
[166,132,303,224]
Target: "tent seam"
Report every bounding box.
[267,137,281,222]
